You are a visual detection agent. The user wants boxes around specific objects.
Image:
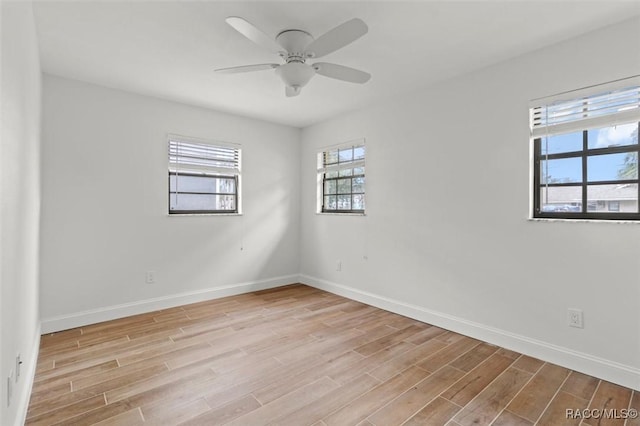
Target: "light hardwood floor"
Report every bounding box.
[27,284,638,425]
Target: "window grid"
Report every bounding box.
[322,170,365,213]
[168,172,238,214]
[319,144,365,214]
[533,122,640,220]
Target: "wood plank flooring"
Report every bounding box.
[27,284,638,425]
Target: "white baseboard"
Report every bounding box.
[40,275,298,334]
[16,324,40,426]
[300,274,640,391]
[38,273,640,391]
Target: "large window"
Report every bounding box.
[318,141,365,213]
[168,136,241,214]
[531,81,640,220]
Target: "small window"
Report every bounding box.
[168,136,241,214]
[531,80,640,220]
[318,141,365,213]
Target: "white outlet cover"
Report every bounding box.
[567,308,584,328]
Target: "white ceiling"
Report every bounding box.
[33,1,640,128]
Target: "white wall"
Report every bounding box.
[40,76,301,331]
[0,2,42,425]
[300,17,640,390]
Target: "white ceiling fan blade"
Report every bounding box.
[215,63,279,74]
[313,62,371,84]
[305,18,368,58]
[285,86,301,97]
[225,16,283,53]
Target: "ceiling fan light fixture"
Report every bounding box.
[275,62,315,89]
[285,85,302,97]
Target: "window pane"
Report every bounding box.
[325,170,338,179]
[169,175,235,194]
[170,174,215,193]
[324,180,336,195]
[353,176,365,193]
[588,152,637,182]
[169,194,235,211]
[352,194,365,210]
[353,167,365,175]
[324,195,337,210]
[325,150,338,165]
[339,168,353,177]
[587,123,638,149]
[617,152,638,180]
[338,148,353,162]
[540,131,582,155]
[217,195,236,210]
[540,186,582,212]
[337,195,351,210]
[337,178,351,194]
[587,184,637,213]
[217,178,236,194]
[540,157,582,184]
[353,146,365,160]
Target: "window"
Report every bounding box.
[531,80,640,220]
[318,141,365,213]
[168,136,241,214]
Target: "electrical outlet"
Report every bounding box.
[568,308,584,328]
[336,260,342,272]
[146,270,156,284]
[15,354,21,382]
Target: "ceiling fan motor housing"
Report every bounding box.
[276,29,314,60]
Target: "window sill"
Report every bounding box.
[168,213,243,217]
[528,217,640,224]
[316,212,366,216]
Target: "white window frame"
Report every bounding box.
[168,134,242,215]
[317,139,366,214]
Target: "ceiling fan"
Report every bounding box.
[215,17,371,97]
